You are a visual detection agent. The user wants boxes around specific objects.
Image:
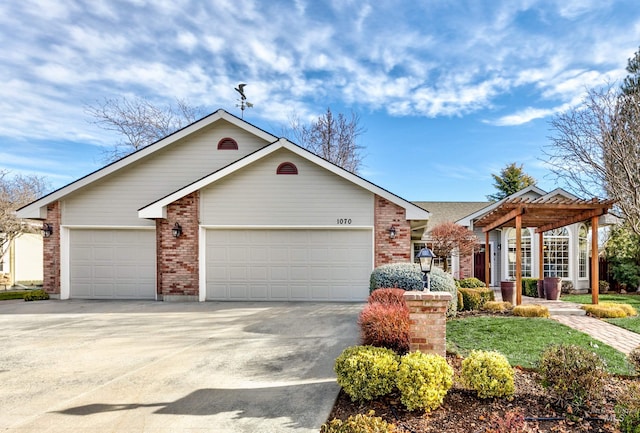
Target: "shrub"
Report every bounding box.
[459,277,485,288]
[601,302,637,316]
[616,382,640,433]
[628,346,640,373]
[461,350,515,399]
[369,263,422,293]
[538,344,607,411]
[457,290,464,311]
[521,278,538,297]
[396,351,453,412]
[561,280,574,294]
[368,288,407,307]
[479,287,495,304]
[429,267,458,317]
[483,301,512,312]
[359,303,410,354]
[23,289,49,301]
[320,411,397,433]
[485,408,536,433]
[334,346,399,402]
[582,303,630,318]
[599,280,610,293]
[459,287,494,311]
[512,304,550,318]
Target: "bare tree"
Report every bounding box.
[289,108,365,174]
[545,84,640,235]
[428,222,478,273]
[85,97,205,163]
[0,170,48,267]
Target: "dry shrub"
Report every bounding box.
[582,304,629,318]
[368,288,407,307]
[359,302,410,354]
[483,301,512,312]
[601,302,637,316]
[512,304,550,318]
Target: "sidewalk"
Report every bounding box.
[493,287,640,355]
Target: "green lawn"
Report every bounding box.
[561,293,640,334]
[447,316,634,375]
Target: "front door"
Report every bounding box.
[474,244,491,285]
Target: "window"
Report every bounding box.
[276,162,298,175]
[578,224,588,279]
[412,241,450,271]
[506,228,532,279]
[543,227,570,278]
[217,137,238,150]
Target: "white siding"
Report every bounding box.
[14,233,43,283]
[200,149,374,226]
[63,121,270,226]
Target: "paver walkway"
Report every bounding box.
[494,288,640,355]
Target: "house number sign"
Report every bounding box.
[336,218,352,224]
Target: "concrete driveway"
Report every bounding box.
[0,300,362,433]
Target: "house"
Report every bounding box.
[417,186,616,292]
[0,232,43,288]
[17,110,430,301]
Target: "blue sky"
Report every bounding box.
[1,0,639,201]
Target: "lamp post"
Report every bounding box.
[416,247,436,290]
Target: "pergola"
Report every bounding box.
[473,196,616,305]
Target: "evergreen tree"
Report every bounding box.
[486,163,536,201]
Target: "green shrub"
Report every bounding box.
[320,411,397,433]
[512,304,550,318]
[369,263,422,293]
[359,303,410,354]
[479,287,495,304]
[459,277,485,288]
[461,350,515,399]
[368,288,407,307]
[538,344,607,411]
[599,280,610,293]
[458,287,493,311]
[334,346,399,402]
[628,346,640,373]
[396,351,453,412]
[582,304,630,318]
[521,278,538,297]
[23,289,49,301]
[483,301,512,312]
[616,382,640,433]
[456,290,464,311]
[429,267,457,317]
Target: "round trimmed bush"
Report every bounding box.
[459,277,485,288]
[429,267,458,317]
[368,288,407,306]
[369,263,423,293]
[461,350,515,399]
[321,411,397,433]
[396,351,453,412]
[359,302,410,354]
[334,346,400,402]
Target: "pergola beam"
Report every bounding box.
[535,208,606,233]
[481,207,524,233]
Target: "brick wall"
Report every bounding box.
[157,192,199,300]
[43,201,61,295]
[459,254,473,279]
[403,291,451,356]
[374,195,411,267]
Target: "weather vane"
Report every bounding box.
[234,83,253,119]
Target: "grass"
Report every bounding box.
[0,291,30,301]
[562,293,640,334]
[447,316,634,375]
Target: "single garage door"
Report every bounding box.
[206,229,372,301]
[69,229,156,299]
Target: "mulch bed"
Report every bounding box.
[327,354,633,432]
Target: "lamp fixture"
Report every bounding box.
[171,222,182,238]
[388,226,397,239]
[41,222,53,238]
[416,247,436,291]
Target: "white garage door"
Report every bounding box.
[206,229,372,301]
[69,229,156,299]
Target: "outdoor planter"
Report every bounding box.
[544,277,562,300]
[537,279,545,298]
[500,281,516,304]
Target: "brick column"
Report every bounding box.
[403,291,451,356]
[374,195,411,267]
[43,201,61,297]
[157,192,199,301]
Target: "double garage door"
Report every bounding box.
[206,229,372,301]
[69,229,156,299]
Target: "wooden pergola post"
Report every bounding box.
[515,214,522,305]
[484,231,490,289]
[591,215,599,305]
[538,232,544,280]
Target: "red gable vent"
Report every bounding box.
[276,162,298,175]
[217,137,238,150]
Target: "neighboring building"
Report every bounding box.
[418,186,616,291]
[0,233,43,287]
[17,110,429,301]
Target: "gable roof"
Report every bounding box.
[138,138,430,221]
[413,201,490,231]
[17,109,277,219]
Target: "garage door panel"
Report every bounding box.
[69,229,155,299]
[206,229,371,301]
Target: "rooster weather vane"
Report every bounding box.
[234,83,253,119]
